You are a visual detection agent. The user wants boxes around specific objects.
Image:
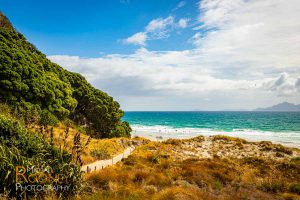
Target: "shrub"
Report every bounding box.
[259,179,286,194]
[85,173,110,190]
[134,170,150,184]
[40,110,59,126]
[289,183,300,195]
[259,141,274,151]
[148,154,161,164]
[290,157,300,164]
[163,139,182,145]
[0,115,82,198]
[274,144,293,155]
[90,147,111,160]
[186,135,205,143]
[212,135,247,143]
[146,172,172,187]
[275,152,285,158]
[123,155,137,166]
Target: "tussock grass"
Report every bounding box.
[28,123,138,165]
[259,141,293,155]
[78,137,300,200]
[212,135,247,144]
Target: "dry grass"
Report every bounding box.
[259,141,294,155]
[28,123,147,165]
[212,135,247,144]
[77,137,300,200]
[50,124,132,164]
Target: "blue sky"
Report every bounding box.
[1,0,199,56]
[1,0,300,111]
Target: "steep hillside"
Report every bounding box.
[0,13,131,138]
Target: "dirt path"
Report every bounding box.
[81,146,135,173]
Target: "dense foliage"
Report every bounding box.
[0,114,82,199]
[0,13,131,138]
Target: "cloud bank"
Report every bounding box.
[48,0,300,110]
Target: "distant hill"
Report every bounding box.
[254,102,300,112]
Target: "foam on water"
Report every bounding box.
[131,125,300,148]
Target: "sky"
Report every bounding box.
[1,0,300,111]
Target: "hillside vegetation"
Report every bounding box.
[0,13,134,199]
[0,101,137,199]
[0,114,82,199]
[0,12,131,139]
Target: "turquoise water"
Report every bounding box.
[123,112,300,147]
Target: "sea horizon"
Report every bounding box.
[124,111,300,148]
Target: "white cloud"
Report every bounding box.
[173,1,186,11]
[123,16,176,46]
[123,32,147,46]
[178,18,189,28]
[49,50,260,95]
[198,0,245,28]
[146,16,174,33]
[49,0,300,110]
[189,32,201,45]
[263,73,300,96]
[192,0,300,75]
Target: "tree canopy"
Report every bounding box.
[0,13,131,138]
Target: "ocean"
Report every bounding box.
[123,111,300,148]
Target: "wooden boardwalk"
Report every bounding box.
[81,146,135,173]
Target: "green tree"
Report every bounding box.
[0,13,131,138]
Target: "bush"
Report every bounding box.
[0,115,82,198]
[259,180,285,194]
[90,147,111,160]
[123,155,137,166]
[212,135,247,143]
[109,121,132,138]
[163,139,182,145]
[40,110,59,126]
[134,170,150,184]
[289,183,300,195]
[274,144,293,155]
[148,154,160,164]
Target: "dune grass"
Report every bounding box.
[77,138,300,200]
[49,124,132,164]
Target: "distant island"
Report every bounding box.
[254,102,300,112]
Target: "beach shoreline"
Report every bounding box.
[124,111,300,148]
[131,127,300,149]
[132,134,300,162]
